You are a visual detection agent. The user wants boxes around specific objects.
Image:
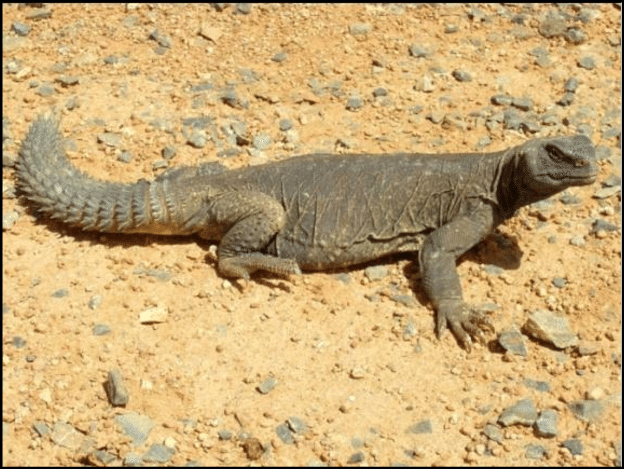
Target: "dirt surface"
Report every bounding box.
[2,3,621,466]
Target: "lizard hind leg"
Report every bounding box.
[204,191,301,279]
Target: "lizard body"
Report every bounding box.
[17,115,598,349]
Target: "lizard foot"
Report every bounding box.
[436,301,494,352]
[219,253,301,280]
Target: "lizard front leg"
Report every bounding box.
[419,209,496,351]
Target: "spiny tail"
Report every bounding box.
[17,115,178,233]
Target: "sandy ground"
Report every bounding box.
[2,3,621,466]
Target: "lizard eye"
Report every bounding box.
[545,144,568,164]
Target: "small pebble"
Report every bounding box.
[257,376,278,394]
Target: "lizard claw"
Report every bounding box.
[436,302,494,352]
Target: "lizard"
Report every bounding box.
[16,114,599,351]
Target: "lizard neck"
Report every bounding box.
[495,145,557,217]
[495,146,533,217]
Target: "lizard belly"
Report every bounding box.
[270,233,427,271]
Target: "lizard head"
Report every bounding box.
[515,135,598,200]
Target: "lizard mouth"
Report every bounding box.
[567,171,598,184]
[547,165,598,185]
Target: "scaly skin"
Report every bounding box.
[17,114,598,350]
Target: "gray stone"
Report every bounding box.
[452,70,472,82]
[407,419,433,434]
[522,310,578,349]
[498,399,537,427]
[562,438,584,456]
[408,44,429,58]
[346,96,364,111]
[593,186,621,199]
[591,219,619,233]
[347,451,365,464]
[534,409,558,438]
[287,416,308,434]
[578,56,596,70]
[525,444,547,460]
[568,400,606,423]
[97,132,122,148]
[364,265,387,282]
[11,21,31,36]
[552,277,567,288]
[257,376,278,394]
[498,329,528,356]
[483,423,503,443]
[252,132,272,151]
[106,369,129,406]
[349,23,372,35]
[142,443,175,463]
[33,421,51,437]
[114,413,155,446]
[276,423,294,444]
[52,422,84,450]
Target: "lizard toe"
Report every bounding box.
[436,304,472,351]
[437,304,495,352]
[446,318,473,352]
